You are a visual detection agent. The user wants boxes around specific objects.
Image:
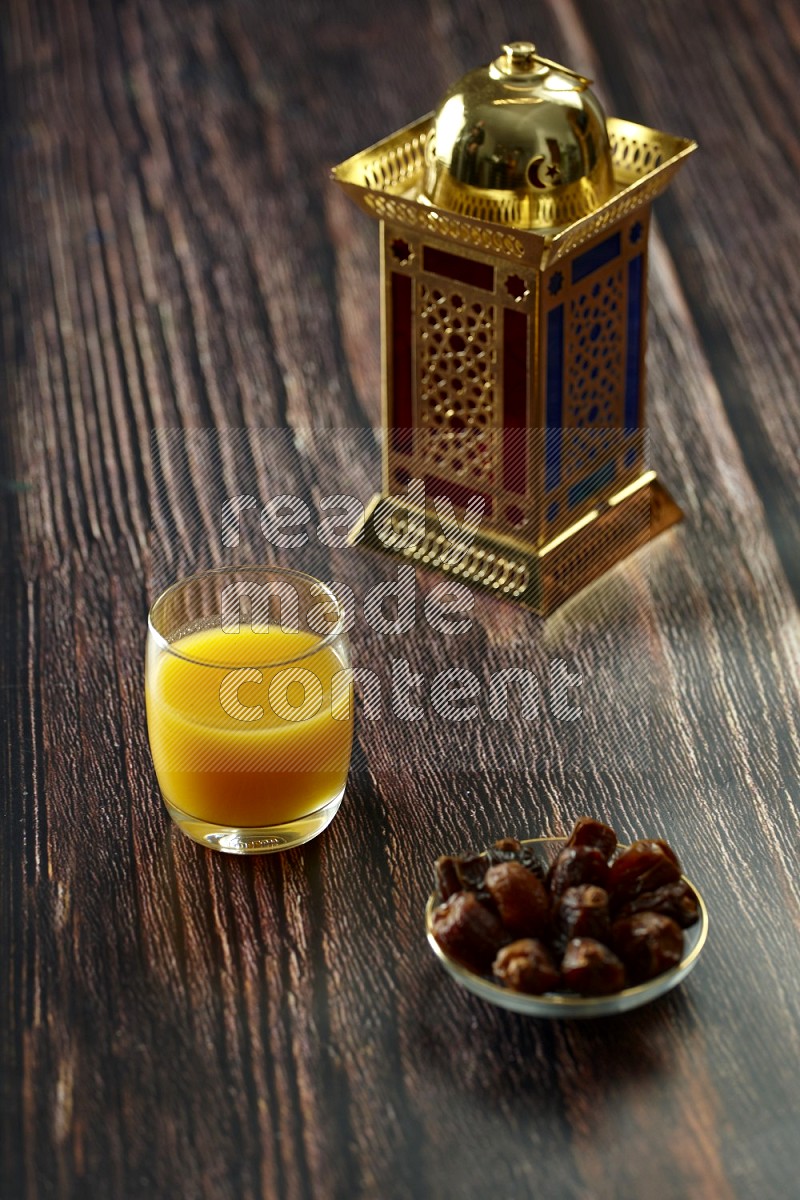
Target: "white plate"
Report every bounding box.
[425,836,709,1019]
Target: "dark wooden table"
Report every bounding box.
[2,2,799,1197]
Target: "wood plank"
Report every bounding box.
[1,1,798,1198]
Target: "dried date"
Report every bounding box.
[547,845,609,898]
[560,938,626,996]
[651,839,681,869]
[566,817,617,861]
[617,880,699,928]
[555,885,610,947]
[435,855,463,901]
[487,837,522,861]
[484,860,549,937]
[611,912,683,983]
[431,892,509,973]
[493,940,560,995]
[608,840,681,906]
[455,853,489,892]
[517,844,546,881]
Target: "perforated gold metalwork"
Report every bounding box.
[349,478,683,616]
[563,262,626,482]
[427,170,610,230]
[350,493,538,606]
[546,174,667,263]
[539,480,682,611]
[333,114,695,270]
[362,129,431,194]
[417,284,496,484]
[608,124,669,183]
[363,190,528,259]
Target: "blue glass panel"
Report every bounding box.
[545,305,564,491]
[571,233,621,284]
[625,254,643,429]
[568,460,616,509]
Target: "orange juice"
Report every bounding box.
[146,625,353,828]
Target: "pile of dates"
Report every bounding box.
[431,817,700,996]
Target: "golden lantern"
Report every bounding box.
[333,42,696,614]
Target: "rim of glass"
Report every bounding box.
[147,565,348,669]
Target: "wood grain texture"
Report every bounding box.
[1,1,798,1199]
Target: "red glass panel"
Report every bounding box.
[422,246,494,291]
[502,308,528,494]
[391,272,413,454]
[425,475,493,517]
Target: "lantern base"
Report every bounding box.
[348,476,682,616]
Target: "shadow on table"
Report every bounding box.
[409,955,701,1107]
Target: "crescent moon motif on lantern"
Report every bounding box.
[527,155,560,189]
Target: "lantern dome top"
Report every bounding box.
[421,41,615,230]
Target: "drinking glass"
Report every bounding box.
[146,566,353,853]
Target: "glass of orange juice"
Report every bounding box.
[145,566,353,853]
